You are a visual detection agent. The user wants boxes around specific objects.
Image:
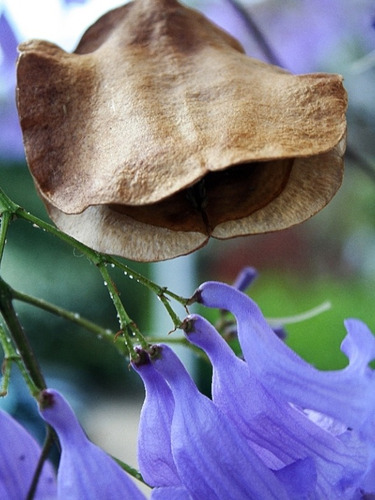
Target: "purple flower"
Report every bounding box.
[0,407,56,499]
[206,0,375,73]
[189,280,375,495]
[219,267,287,340]
[132,349,180,488]
[0,389,145,498]
[194,282,375,438]
[133,345,316,499]
[183,314,370,497]
[131,276,375,497]
[39,389,146,499]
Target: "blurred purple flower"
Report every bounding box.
[232,265,258,292]
[205,0,375,73]
[0,13,24,160]
[0,407,56,499]
[0,14,18,91]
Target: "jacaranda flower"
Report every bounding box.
[193,282,375,440]
[182,314,369,498]
[39,388,146,499]
[0,407,56,499]
[133,280,375,499]
[191,281,375,496]
[133,346,316,499]
[0,388,146,499]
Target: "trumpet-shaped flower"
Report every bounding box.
[132,349,180,488]
[133,277,375,498]
[133,345,316,499]
[194,282,375,439]
[0,389,145,499]
[182,314,370,497]
[190,280,375,495]
[39,388,146,499]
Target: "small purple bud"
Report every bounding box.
[232,266,258,291]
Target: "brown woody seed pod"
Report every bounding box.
[16,0,347,262]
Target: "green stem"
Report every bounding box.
[0,324,18,396]
[0,277,45,392]
[11,288,129,354]
[112,456,146,485]
[0,210,11,265]
[0,322,41,397]
[97,263,149,353]
[16,206,103,265]
[157,289,184,330]
[0,186,19,213]
[27,426,57,500]
[105,255,189,306]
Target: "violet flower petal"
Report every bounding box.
[0,409,56,499]
[183,314,369,497]
[132,352,180,487]
[195,282,375,437]
[150,485,192,499]
[39,389,145,499]
[151,344,309,500]
[273,458,317,498]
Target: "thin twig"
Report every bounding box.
[11,287,131,354]
[27,426,57,500]
[97,262,149,353]
[225,0,284,67]
[0,210,11,266]
[0,277,46,392]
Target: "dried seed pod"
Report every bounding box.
[16,0,347,262]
